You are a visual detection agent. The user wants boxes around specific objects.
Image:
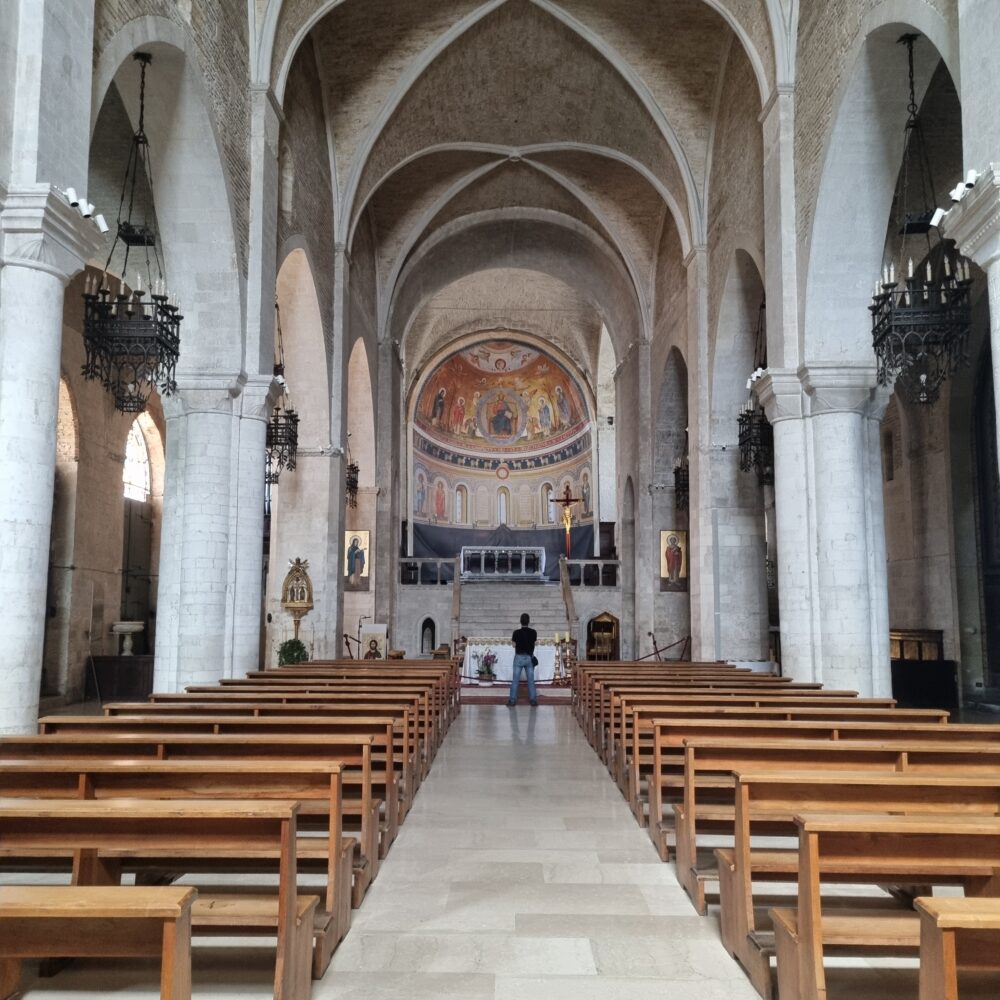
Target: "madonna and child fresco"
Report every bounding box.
[412,338,595,530]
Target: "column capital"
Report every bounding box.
[943,166,1000,270]
[240,374,284,422]
[758,84,795,126]
[0,185,101,282]
[168,374,245,416]
[800,363,879,416]
[754,368,803,423]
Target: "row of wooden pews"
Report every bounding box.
[573,660,1000,1000]
[0,657,460,1000]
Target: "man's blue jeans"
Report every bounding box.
[508,653,537,705]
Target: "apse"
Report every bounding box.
[408,333,597,572]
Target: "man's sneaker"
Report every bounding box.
[530,700,538,707]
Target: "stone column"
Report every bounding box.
[756,369,817,681]
[0,187,99,732]
[684,247,713,660]
[374,337,402,629]
[229,376,279,677]
[944,167,1000,460]
[633,341,656,651]
[153,380,239,691]
[801,365,890,696]
[760,89,800,371]
[152,394,187,692]
[325,246,350,653]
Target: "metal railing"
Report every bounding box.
[459,545,546,580]
[399,558,455,585]
[563,559,620,587]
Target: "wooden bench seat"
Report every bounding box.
[644,719,1000,834]
[0,884,197,1000]
[37,715,399,864]
[769,812,1000,1000]
[707,770,1000,997]
[914,897,1000,1000]
[107,698,422,811]
[1,731,382,909]
[614,703,948,798]
[0,797,318,1000]
[0,757,354,967]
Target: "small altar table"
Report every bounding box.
[463,642,557,683]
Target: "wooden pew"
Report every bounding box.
[769,813,1000,1000]
[104,698,421,817]
[3,731,382,905]
[190,682,443,763]
[586,682,851,754]
[0,798,318,1000]
[0,758,352,971]
[711,769,1000,997]
[645,718,1000,838]
[914,897,1000,1000]
[0,885,197,1000]
[38,714,398,863]
[614,702,948,797]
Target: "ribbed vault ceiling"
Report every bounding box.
[276,0,762,372]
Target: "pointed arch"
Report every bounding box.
[91,18,245,372]
[802,10,957,363]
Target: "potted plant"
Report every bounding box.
[477,649,498,684]
[277,637,309,666]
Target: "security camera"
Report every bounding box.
[929,207,947,228]
[95,214,109,234]
[949,183,966,203]
[966,169,980,188]
[65,187,80,207]
[81,202,94,219]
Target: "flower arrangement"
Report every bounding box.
[478,649,498,680]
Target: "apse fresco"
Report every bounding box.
[412,338,595,530]
[415,341,589,452]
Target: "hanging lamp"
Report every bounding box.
[738,298,774,486]
[266,301,299,484]
[345,432,359,508]
[869,34,972,405]
[81,53,181,413]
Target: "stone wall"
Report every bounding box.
[45,269,166,703]
[278,34,335,345]
[794,0,957,270]
[94,0,251,272]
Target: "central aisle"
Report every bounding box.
[321,704,760,1000]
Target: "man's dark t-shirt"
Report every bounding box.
[511,627,537,655]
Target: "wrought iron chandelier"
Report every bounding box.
[672,456,689,510]
[869,34,973,406]
[266,302,299,484]
[81,53,181,414]
[738,299,774,486]
[345,433,359,509]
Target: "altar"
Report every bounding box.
[462,641,557,683]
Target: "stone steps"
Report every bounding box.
[459,581,569,639]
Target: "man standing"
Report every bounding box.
[508,612,538,707]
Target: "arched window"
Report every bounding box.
[454,486,467,524]
[542,483,555,524]
[122,420,150,502]
[497,487,510,526]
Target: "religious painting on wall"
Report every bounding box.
[411,336,595,533]
[360,624,388,660]
[659,530,688,592]
[344,530,370,591]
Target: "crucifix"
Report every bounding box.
[554,482,582,559]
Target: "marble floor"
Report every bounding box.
[10,705,999,998]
